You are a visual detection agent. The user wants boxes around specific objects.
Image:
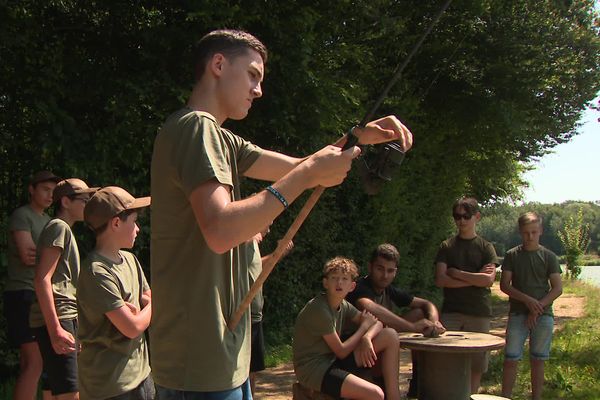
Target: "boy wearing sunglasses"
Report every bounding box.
[434,197,498,394]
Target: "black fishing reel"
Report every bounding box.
[358,141,405,195]
[342,127,406,195]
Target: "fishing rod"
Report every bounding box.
[228,0,453,330]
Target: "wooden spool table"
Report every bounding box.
[398,331,505,400]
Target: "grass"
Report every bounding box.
[483,280,600,399]
[264,343,293,368]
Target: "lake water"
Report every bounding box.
[579,265,600,287]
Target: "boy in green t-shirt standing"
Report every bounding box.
[293,257,400,400]
[434,197,498,393]
[32,178,97,400]
[77,186,153,400]
[4,170,60,400]
[500,212,562,400]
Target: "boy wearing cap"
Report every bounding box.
[4,170,60,400]
[77,186,153,400]
[31,178,97,400]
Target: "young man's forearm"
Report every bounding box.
[539,282,562,308]
[356,299,414,332]
[424,302,440,322]
[501,284,537,305]
[192,149,356,254]
[34,278,61,332]
[452,270,495,287]
[435,273,472,288]
[362,320,383,341]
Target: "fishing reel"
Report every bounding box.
[358,141,405,195]
[342,127,406,195]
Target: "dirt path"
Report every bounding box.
[253,283,586,399]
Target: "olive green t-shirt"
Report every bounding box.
[150,109,262,391]
[30,218,79,327]
[502,245,561,316]
[6,205,50,291]
[435,235,498,317]
[77,250,151,400]
[293,293,360,391]
[248,240,264,323]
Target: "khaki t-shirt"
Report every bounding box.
[248,240,264,323]
[150,109,262,391]
[6,205,50,291]
[435,235,498,317]
[77,250,151,400]
[293,293,360,391]
[30,218,79,327]
[502,245,561,316]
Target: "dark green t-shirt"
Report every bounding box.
[501,245,561,316]
[77,250,151,400]
[435,235,498,317]
[150,109,262,391]
[6,205,50,291]
[30,218,79,327]
[293,293,360,391]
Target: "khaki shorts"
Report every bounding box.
[441,312,491,373]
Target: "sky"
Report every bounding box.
[521,100,599,204]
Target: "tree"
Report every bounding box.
[558,208,591,279]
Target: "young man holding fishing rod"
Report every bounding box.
[150,29,413,399]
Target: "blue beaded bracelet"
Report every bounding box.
[266,186,288,209]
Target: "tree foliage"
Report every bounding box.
[558,207,591,278]
[1,0,599,364]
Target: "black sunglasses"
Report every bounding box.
[453,213,473,221]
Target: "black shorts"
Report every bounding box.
[250,321,266,373]
[107,374,155,400]
[33,319,78,395]
[320,355,365,398]
[3,290,36,347]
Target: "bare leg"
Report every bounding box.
[470,371,482,394]
[13,342,43,400]
[501,359,518,398]
[340,374,384,400]
[371,328,401,400]
[530,359,545,400]
[250,372,256,396]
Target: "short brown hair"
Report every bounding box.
[322,257,359,280]
[518,211,542,229]
[452,197,480,216]
[193,29,268,81]
[92,208,138,236]
[369,243,400,265]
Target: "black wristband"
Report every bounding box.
[266,186,288,209]
[342,125,360,151]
